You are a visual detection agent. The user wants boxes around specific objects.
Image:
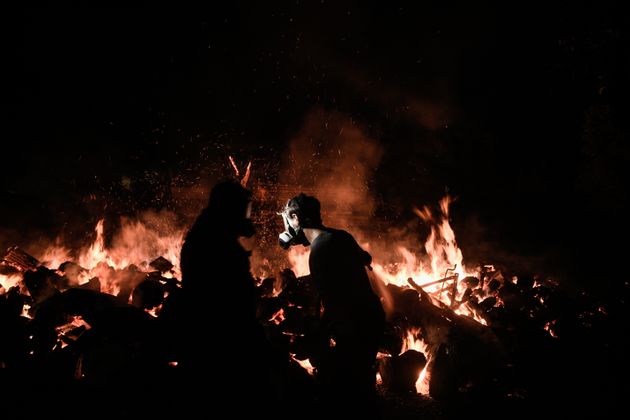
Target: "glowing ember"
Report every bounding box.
[291,355,315,376]
[21,303,32,319]
[544,320,558,338]
[146,303,163,318]
[55,316,91,348]
[269,308,286,325]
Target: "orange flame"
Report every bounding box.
[285,195,488,323]
[287,246,310,278]
[0,273,23,293]
[39,216,185,296]
[373,196,470,290]
[401,328,430,394]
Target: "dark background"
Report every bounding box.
[2,2,629,298]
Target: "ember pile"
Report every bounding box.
[0,198,624,419]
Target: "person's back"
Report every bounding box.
[309,228,383,325]
[278,193,384,417]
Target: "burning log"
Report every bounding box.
[2,246,39,271]
[460,287,473,304]
[460,276,480,289]
[257,277,275,298]
[408,275,458,290]
[0,261,20,276]
[378,350,427,394]
[131,279,165,310]
[58,261,89,287]
[77,276,101,292]
[384,281,511,401]
[486,278,501,294]
[149,256,174,273]
[479,296,498,312]
[279,274,319,315]
[55,315,91,345]
[0,286,26,319]
[257,296,283,322]
[115,264,147,303]
[23,267,61,305]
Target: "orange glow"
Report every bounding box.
[285,195,489,324]
[14,192,506,397]
[281,195,495,394]
[21,303,32,319]
[401,328,430,395]
[291,354,315,376]
[269,308,286,325]
[287,246,310,278]
[0,273,23,294]
[372,197,472,294]
[39,216,184,296]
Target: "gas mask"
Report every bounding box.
[278,212,310,249]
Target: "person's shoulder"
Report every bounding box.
[329,228,358,244]
[314,229,359,252]
[311,230,331,247]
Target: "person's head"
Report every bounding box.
[278,193,322,249]
[206,179,255,238]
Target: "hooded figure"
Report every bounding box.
[168,180,282,414]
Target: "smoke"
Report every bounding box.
[247,108,386,279]
[279,108,384,231]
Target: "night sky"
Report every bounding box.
[2,3,629,296]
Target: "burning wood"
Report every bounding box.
[408,274,458,290]
[378,350,427,394]
[2,246,40,271]
[0,195,618,419]
[149,256,174,273]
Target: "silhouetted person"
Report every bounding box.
[167,180,282,415]
[279,193,385,417]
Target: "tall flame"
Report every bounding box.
[373,196,469,289]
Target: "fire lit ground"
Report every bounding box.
[4,4,630,420]
[1,179,626,419]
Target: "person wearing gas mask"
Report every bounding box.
[279,193,385,417]
[163,179,285,415]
